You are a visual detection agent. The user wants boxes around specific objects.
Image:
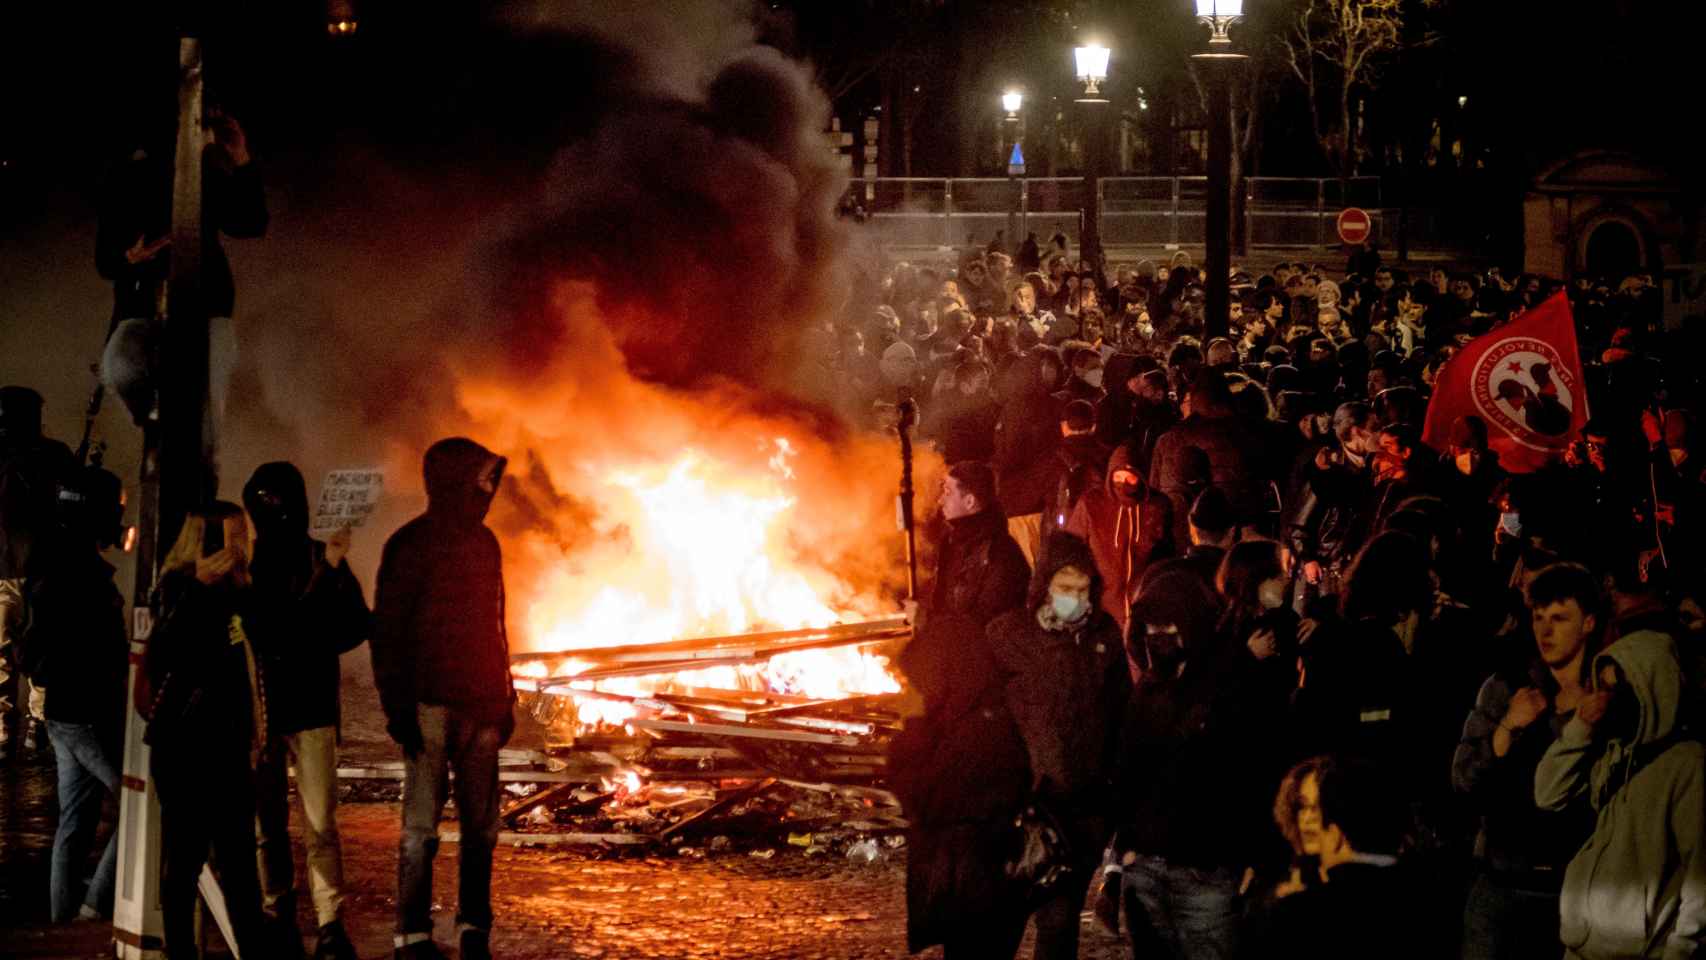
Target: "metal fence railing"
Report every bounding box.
[846,176,1434,251]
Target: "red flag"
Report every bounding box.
[1422,292,1589,473]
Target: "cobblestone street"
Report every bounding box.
[2,750,1128,960]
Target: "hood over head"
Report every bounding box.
[1104,442,1145,501]
[423,437,507,526]
[1129,570,1221,659]
[1029,531,1103,614]
[243,461,310,542]
[1594,630,1686,748]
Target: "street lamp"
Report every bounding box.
[1192,0,1250,340]
[1003,90,1023,121]
[1195,0,1244,45]
[1074,44,1110,103]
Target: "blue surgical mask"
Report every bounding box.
[1050,591,1089,624]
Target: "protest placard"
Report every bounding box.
[313,469,384,534]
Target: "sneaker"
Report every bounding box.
[458,928,491,960]
[314,921,358,960]
[393,939,449,960]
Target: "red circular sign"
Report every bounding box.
[1336,207,1372,245]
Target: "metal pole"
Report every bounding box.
[896,395,919,601]
[1196,52,1242,340]
[1081,101,1106,284]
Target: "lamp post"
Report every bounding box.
[1193,0,1247,340]
[1002,91,1025,247]
[1074,43,1111,283]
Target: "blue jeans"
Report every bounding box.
[45,720,121,922]
[397,704,502,945]
[1122,854,1242,960]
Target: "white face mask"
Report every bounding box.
[1670,448,1688,467]
[1081,368,1104,389]
[1454,451,1478,476]
[1258,579,1288,611]
[1049,591,1089,624]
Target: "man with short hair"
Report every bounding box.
[1534,630,1705,960]
[1454,563,1602,960]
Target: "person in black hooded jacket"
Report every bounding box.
[372,438,513,960]
[243,462,369,960]
[982,533,1131,960]
[1111,569,1268,960]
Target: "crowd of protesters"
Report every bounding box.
[875,239,1706,960]
[5,202,1704,960]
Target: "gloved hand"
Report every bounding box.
[387,715,423,757]
[1092,869,1122,935]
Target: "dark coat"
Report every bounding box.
[1150,412,1272,526]
[1118,575,1270,870]
[95,150,268,321]
[143,572,265,757]
[244,461,371,735]
[891,509,1033,951]
[0,435,76,579]
[1241,861,1433,960]
[371,439,514,728]
[994,353,1065,517]
[18,552,127,734]
[925,392,1000,466]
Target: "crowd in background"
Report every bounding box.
[869,234,1706,959]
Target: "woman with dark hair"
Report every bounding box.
[141,502,273,960]
[1217,539,1300,675]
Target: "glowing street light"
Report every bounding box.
[1194,0,1244,45]
[1002,90,1024,119]
[1074,44,1110,102]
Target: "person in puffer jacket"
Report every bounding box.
[1534,630,1705,960]
[371,437,514,960]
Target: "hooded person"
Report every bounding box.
[974,532,1132,960]
[242,462,369,960]
[1109,570,1268,960]
[1534,631,1706,960]
[371,438,513,960]
[1065,444,1175,633]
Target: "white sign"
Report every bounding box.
[313,469,384,534]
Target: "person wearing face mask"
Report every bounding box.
[976,533,1130,960]
[1065,443,1174,634]
[1140,487,1239,596]
[141,503,272,960]
[1284,402,1382,608]
[1534,630,1705,960]
[373,438,514,960]
[242,463,370,960]
[1109,570,1269,960]
[1053,345,1107,409]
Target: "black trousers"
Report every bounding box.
[152,746,270,960]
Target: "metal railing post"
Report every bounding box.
[943,179,954,248]
[1170,177,1181,248]
[1317,178,1327,247]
